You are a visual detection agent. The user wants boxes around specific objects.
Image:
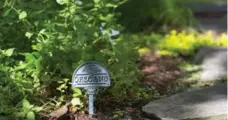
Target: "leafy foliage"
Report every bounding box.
[0,0,143,118]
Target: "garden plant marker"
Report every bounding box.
[72,62,111,118]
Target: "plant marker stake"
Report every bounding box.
[87,87,96,118]
[72,62,111,119]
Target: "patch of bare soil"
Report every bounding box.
[139,52,183,92]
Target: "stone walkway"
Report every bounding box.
[141,2,228,120]
[142,83,227,120]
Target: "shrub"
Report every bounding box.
[116,0,194,32]
[122,33,163,56]
[0,49,24,115]
[0,0,144,118]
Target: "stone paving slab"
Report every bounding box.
[142,83,227,120]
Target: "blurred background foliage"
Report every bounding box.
[116,0,194,33]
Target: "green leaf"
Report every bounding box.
[56,0,69,5]
[57,80,64,84]
[39,29,46,34]
[99,14,113,21]
[117,0,128,6]
[19,11,27,20]
[26,111,35,120]
[94,0,100,3]
[63,78,69,82]
[22,99,32,111]
[72,88,82,97]
[25,32,33,39]
[4,48,14,56]
[71,98,81,106]
[105,3,117,8]
[89,8,98,12]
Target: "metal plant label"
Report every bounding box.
[72,61,110,87]
[72,61,111,118]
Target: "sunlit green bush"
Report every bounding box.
[0,0,145,118]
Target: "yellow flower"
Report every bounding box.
[138,47,151,56]
[158,30,227,56]
[170,30,177,35]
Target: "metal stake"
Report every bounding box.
[89,94,94,118]
[87,87,96,119]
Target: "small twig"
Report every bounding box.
[49,103,71,119]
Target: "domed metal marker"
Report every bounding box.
[72,61,111,118]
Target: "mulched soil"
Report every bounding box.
[139,52,183,92]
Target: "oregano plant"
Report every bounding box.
[0,0,144,118]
